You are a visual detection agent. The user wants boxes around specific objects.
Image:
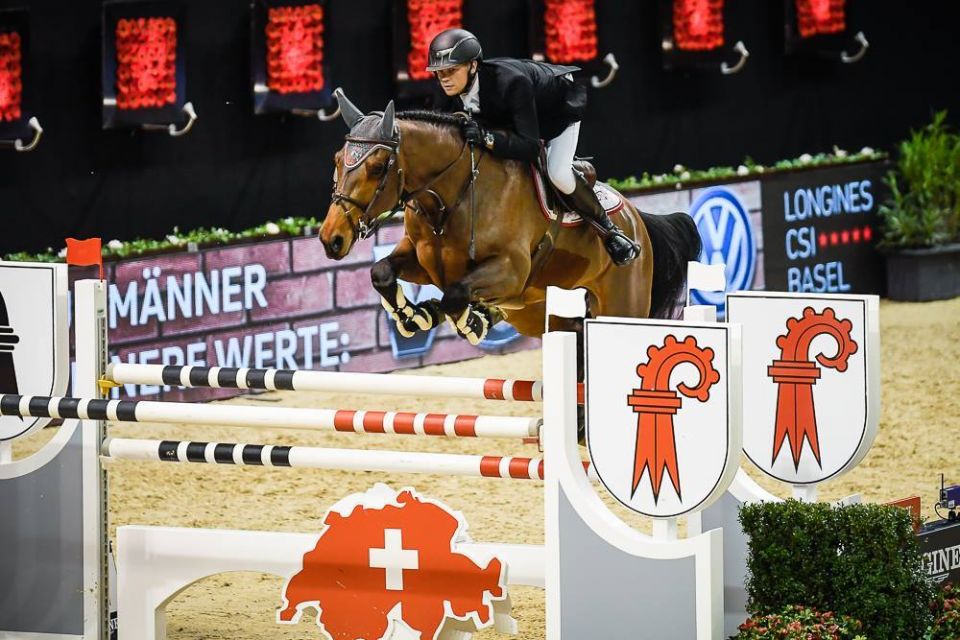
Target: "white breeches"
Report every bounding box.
[545,120,581,195]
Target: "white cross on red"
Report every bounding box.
[368,528,419,591]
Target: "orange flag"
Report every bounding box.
[65,237,104,280]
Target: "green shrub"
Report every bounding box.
[879,110,960,248]
[926,583,960,640]
[740,500,935,639]
[733,605,866,639]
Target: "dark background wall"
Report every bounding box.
[0,0,957,255]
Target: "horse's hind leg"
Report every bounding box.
[439,253,528,345]
[371,238,442,338]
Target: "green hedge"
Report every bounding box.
[740,500,934,639]
[733,605,866,639]
[3,216,321,264]
[879,110,960,248]
[606,147,886,193]
[927,583,960,640]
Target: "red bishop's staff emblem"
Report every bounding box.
[768,306,857,470]
[627,335,719,504]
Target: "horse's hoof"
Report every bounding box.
[394,321,415,338]
[454,305,491,345]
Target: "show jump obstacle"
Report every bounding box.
[0,262,880,640]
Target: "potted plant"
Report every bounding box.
[878,110,960,301]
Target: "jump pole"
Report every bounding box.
[102,438,550,480]
[0,394,540,439]
[107,362,586,404]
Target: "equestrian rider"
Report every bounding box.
[427,28,640,266]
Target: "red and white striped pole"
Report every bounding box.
[102,438,548,480]
[0,394,540,439]
[106,363,585,404]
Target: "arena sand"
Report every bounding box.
[13,297,960,639]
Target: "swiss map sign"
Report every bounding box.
[277,484,509,639]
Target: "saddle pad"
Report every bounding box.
[531,167,625,227]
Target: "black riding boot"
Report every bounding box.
[568,175,640,266]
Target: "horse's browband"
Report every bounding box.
[344,135,399,146]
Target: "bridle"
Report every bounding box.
[330,117,481,245]
[330,131,404,241]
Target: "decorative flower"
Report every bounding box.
[165,234,182,245]
[799,153,813,164]
[737,164,750,176]
[673,163,686,173]
[115,17,178,110]
[544,0,598,63]
[833,145,848,158]
[0,31,23,122]
[860,146,874,155]
[795,0,846,39]
[680,170,691,180]
[265,222,281,234]
[406,0,462,81]
[673,0,725,51]
[107,239,124,250]
[265,4,325,95]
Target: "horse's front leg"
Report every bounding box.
[439,252,529,345]
[371,237,443,338]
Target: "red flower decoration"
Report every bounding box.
[544,0,598,64]
[795,0,845,38]
[115,17,177,111]
[266,4,325,94]
[406,0,462,81]
[673,0,725,51]
[0,31,22,122]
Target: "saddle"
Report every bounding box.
[524,152,625,287]
[530,154,624,228]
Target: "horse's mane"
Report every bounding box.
[397,110,464,128]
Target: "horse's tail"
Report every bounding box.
[638,211,703,319]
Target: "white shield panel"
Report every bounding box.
[585,318,741,519]
[0,262,70,441]
[726,292,880,485]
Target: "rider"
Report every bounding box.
[426,28,640,266]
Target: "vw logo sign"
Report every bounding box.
[689,187,757,314]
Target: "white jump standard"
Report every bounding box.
[0,393,540,439]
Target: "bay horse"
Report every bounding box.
[319,90,702,345]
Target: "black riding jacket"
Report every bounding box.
[438,58,587,163]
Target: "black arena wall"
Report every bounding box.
[0,0,957,255]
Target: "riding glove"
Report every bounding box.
[462,119,484,146]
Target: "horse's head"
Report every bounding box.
[320,90,404,260]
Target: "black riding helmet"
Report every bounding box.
[426,28,483,72]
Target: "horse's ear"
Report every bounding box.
[380,100,396,139]
[334,88,364,129]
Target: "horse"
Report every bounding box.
[319,89,702,346]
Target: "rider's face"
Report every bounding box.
[435,61,475,96]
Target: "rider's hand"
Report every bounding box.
[462,119,484,146]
